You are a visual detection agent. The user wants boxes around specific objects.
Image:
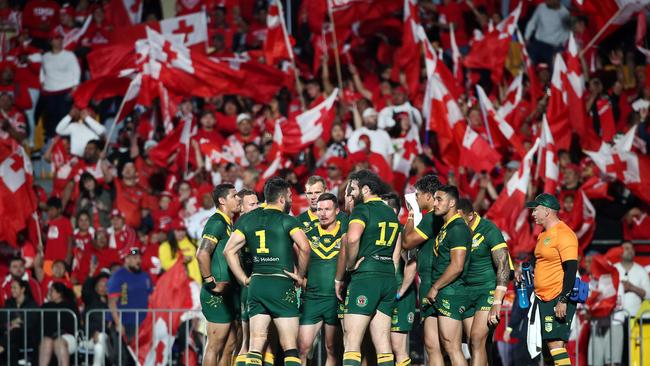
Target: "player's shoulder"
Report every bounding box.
[447,216,472,235]
[556,221,578,241]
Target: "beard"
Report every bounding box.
[127,264,142,273]
[283,200,292,213]
[353,193,364,207]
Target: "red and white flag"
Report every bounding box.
[393,124,422,188]
[0,140,37,247]
[586,253,619,318]
[476,85,527,158]
[497,72,523,126]
[547,54,572,150]
[114,73,143,124]
[585,125,650,204]
[130,262,199,366]
[110,11,208,49]
[486,138,540,254]
[263,0,294,66]
[537,115,559,194]
[73,75,132,108]
[463,3,521,83]
[449,23,463,83]
[278,89,339,154]
[420,26,462,99]
[393,0,421,99]
[109,0,143,27]
[516,28,541,111]
[575,190,596,253]
[306,0,401,33]
[573,0,650,46]
[459,126,501,173]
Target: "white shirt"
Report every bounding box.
[614,262,650,321]
[347,127,395,161]
[55,115,106,156]
[377,102,423,129]
[185,207,217,240]
[40,50,81,92]
[524,3,570,47]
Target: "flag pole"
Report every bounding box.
[579,6,624,58]
[326,1,345,99]
[276,0,306,111]
[33,213,43,253]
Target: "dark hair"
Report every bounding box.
[381,192,401,212]
[9,257,25,265]
[11,279,33,301]
[212,183,235,208]
[47,197,62,209]
[437,185,460,203]
[243,142,261,154]
[264,177,291,203]
[50,282,76,304]
[456,198,474,214]
[86,140,101,150]
[414,174,442,195]
[317,193,339,208]
[349,169,383,195]
[76,210,90,222]
[237,188,257,199]
[79,172,102,198]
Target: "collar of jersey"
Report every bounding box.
[318,220,341,237]
[307,209,318,221]
[263,205,283,212]
[364,197,382,203]
[216,209,232,225]
[470,215,481,231]
[443,213,463,228]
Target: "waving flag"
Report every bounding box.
[547,54,572,150]
[573,0,650,47]
[110,11,208,49]
[459,126,502,173]
[110,0,143,27]
[586,253,619,318]
[393,125,422,190]
[306,0,402,33]
[516,29,542,111]
[537,115,559,194]
[476,85,527,158]
[497,73,524,127]
[393,0,421,99]
[264,0,294,66]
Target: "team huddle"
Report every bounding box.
[195,170,512,366]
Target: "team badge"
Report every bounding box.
[543,237,551,246]
[407,312,415,323]
[459,306,465,313]
[356,295,368,307]
[488,296,494,305]
[442,299,450,309]
[545,322,553,333]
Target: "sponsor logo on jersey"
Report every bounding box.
[543,237,551,246]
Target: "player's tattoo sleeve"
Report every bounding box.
[492,247,510,287]
[198,238,217,255]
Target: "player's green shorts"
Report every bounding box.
[300,294,339,325]
[463,288,495,319]
[345,273,396,317]
[391,285,416,332]
[434,292,468,321]
[248,275,299,318]
[240,286,249,322]
[200,286,239,323]
[337,287,349,320]
[419,279,437,319]
[538,296,577,341]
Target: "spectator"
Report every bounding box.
[76,172,112,228]
[82,271,110,366]
[0,279,40,365]
[38,282,79,366]
[1,257,43,305]
[106,209,138,254]
[34,258,74,298]
[0,92,28,144]
[524,0,570,66]
[324,156,347,197]
[185,188,217,240]
[150,191,177,230]
[241,166,260,191]
[377,87,422,129]
[348,107,395,162]
[39,31,81,139]
[622,207,650,241]
[107,248,153,340]
[44,197,73,271]
[107,162,146,229]
[72,229,120,285]
[610,242,650,364]
[55,107,106,157]
[72,211,94,258]
[158,219,201,283]
[243,142,267,170]
[21,0,61,49]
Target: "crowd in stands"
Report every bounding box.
[0,0,649,364]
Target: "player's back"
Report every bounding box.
[235,206,301,276]
[350,197,399,276]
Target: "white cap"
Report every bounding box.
[236,113,252,124]
[144,140,158,150]
[362,108,378,119]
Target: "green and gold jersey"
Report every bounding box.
[431,213,472,295]
[304,219,348,296]
[349,197,399,275]
[238,208,262,276]
[201,210,234,282]
[297,209,349,232]
[466,216,509,289]
[234,206,301,276]
[414,212,444,285]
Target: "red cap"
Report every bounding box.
[326,156,349,176]
[171,218,186,231]
[110,208,124,218]
[121,247,141,259]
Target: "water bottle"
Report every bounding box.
[522,262,533,288]
[517,282,530,309]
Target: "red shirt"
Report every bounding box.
[44,216,73,261]
[114,179,146,229]
[0,108,27,142]
[22,0,61,39]
[72,246,121,284]
[8,43,42,89]
[623,213,650,241]
[437,1,470,49]
[1,274,43,306]
[108,225,138,253]
[151,206,177,230]
[193,128,225,148]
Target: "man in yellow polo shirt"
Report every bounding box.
[526,193,578,366]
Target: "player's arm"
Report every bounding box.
[196,237,217,280]
[402,211,426,250]
[334,233,348,301]
[490,244,510,304]
[345,221,364,270]
[290,228,311,278]
[223,230,250,286]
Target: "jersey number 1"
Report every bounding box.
[376,222,399,246]
[255,230,269,254]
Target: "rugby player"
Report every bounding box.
[297,175,348,232]
[223,177,311,366]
